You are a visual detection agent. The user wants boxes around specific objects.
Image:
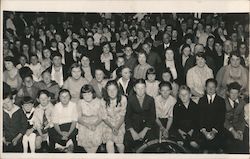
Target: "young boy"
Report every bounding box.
[21,96,36,153]
[32,90,54,152]
[28,54,42,82]
[224,82,247,153]
[15,74,40,106]
[3,91,28,152]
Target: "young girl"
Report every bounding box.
[155,81,176,140]
[50,89,78,152]
[21,96,36,153]
[63,63,88,103]
[102,80,127,153]
[77,84,104,153]
[28,54,43,82]
[32,90,54,152]
[133,51,152,79]
[145,68,160,98]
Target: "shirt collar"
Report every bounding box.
[207,93,216,100]
[228,98,239,108]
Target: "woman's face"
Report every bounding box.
[134,83,146,97]
[121,68,131,80]
[36,41,43,50]
[81,56,90,67]
[186,38,192,45]
[42,72,51,85]
[165,50,174,61]
[59,92,70,105]
[95,70,104,82]
[196,56,206,68]
[162,72,171,82]
[24,76,34,88]
[179,89,191,104]
[138,54,146,64]
[4,61,14,71]
[215,43,222,53]
[183,47,191,56]
[22,45,29,52]
[86,38,94,46]
[30,56,38,65]
[121,31,127,39]
[208,38,215,47]
[67,29,72,36]
[58,42,65,51]
[160,86,171,99]
[43,49,51,59]
[172,30,178,39]
[72,42,78,50]
[38,29,44,36]
[38,94,50,107]
[107,84,118,99]
[125,47,133,56]
[138,31,144,39]
[117,57,125,67]
[19,56,27,65]
[82,92,93,102]
[230,55,241,68]
[102,44,110,53]
[239,44,246,54]
[71,67,82,80]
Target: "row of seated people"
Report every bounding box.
[3,78,249,153]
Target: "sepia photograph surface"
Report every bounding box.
[1,1,249,159]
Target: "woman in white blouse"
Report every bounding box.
[186,53,214,103]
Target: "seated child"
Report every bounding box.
[3,92,28,152]
[49,89,78,152]
[32,90,54,152]
[145,68,160,98]
[21,96,36,153]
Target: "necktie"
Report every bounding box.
[233,101,238,108]
[42,109,48,134]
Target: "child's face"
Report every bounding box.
[30,56,38,65]
[160,86,171,99]
[134,83,146,97]
[19,57,27,65]
[82,92,93,102]
[138,54,146,64]
[228,89,240,101]
[117,57,125,67]
[71,67,82,80]
[165,50,174,61]
[22,103,34,113]
[102,44,110,53]
[72,42,78,49]
[179,89,191,103]
[95,70,104,82]
[183,47,191,56]
[107,84,118,99]
[51,42,57,48]
[38,94,50,107]
[24,76,34,88]
[147,74,156,82]
[162,72,171,82]
[42,72,51,84]
[43,49,51,59]
[121,68,131,80]
[52,56,62,67]
[59,92,70,105]
[3,97,14,111]
[206,82,216,95]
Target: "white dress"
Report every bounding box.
[102,96,127,144]
[76,98,104,148]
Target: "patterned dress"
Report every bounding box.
[76,98,104,148]
[102,96,127,144]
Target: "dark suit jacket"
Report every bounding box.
[46,64,69,81]
[125,94,156,133]
[156,43,175,60]
[224,98,246,132]
[117,78,136,97]
[198,94,226,133]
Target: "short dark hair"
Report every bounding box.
[179,85,191,93]
[134,78,146,86]
[159,81,172,90]
[37,89,51,98]
[58,89,72,101]
[51,51,62,59]
[146,67,156,79]
[80,84,96,99]
[69,63,84,77]
[227,82,242,92]
[205,78,218,87]
[21,96,34,105]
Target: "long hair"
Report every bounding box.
[103,80,122,108]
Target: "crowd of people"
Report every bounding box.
[2,12,249,154]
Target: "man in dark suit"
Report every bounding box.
[224,82,247,153]
[156,33,174,60]
[124,79,157,152]
[198,78,226,153]
[45,52,69,88]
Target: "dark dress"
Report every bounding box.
[124,94,157,152]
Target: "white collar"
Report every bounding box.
[207,94,216,102]
[4,104,20,118]
[228,98,239,108]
